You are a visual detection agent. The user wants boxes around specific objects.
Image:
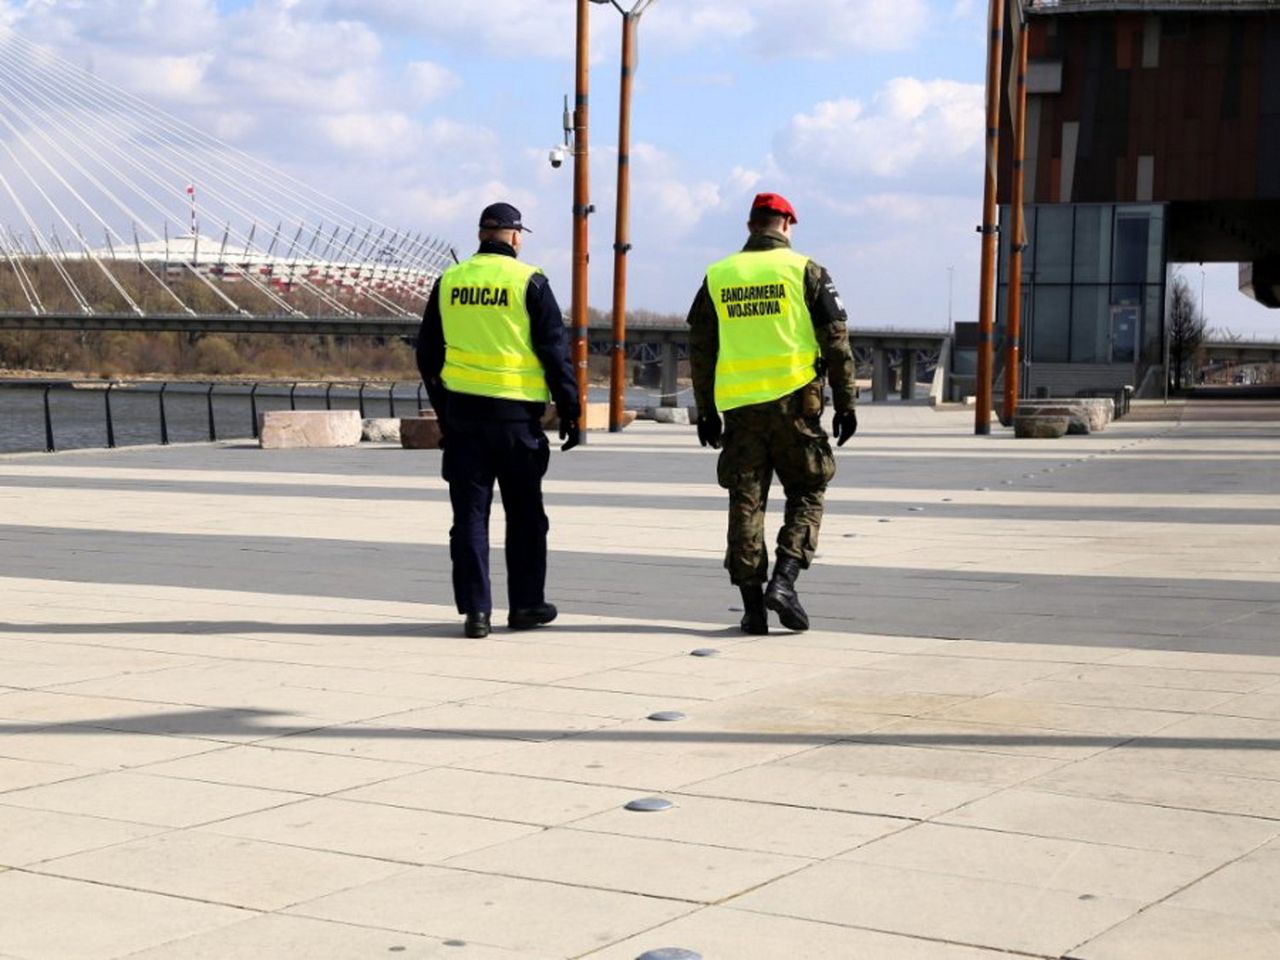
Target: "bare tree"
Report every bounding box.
[1168,273,1207,390]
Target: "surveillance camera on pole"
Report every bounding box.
[549,95,573,170]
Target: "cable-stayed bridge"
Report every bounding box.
[0,27,453,336]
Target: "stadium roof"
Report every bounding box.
[1030,0,1280,13]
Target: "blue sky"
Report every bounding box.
[0,0,1275,336]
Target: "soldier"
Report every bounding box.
[686,192,857,634]
[417,202,581,639]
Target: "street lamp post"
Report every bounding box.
[571,0,592,431]
[974,0,1006,435]
[595,0,658,432]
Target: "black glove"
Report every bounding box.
[559,418,581,452]
[832,409,857,447]
[696,413,722,449]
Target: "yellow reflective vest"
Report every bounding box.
[706,247,819,412]
[439,254,551,403]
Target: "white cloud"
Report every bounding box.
[320,110,418,155]
[405,60,461,103]
[778,77,984,183]
[750,0,931,57]
[323,0,929,61]
[323,0,585,59]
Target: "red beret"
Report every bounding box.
[750,192,798,224]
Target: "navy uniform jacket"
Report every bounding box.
[417,240,580,424]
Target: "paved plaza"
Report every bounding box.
[0,401,1278,959]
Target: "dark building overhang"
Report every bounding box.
[1028,1,1280,15]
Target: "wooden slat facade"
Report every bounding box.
[1000,10,1280,203]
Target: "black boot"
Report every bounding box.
[765,556,809,631]
[738,585,768,635]
[464,612,491,639]
[508,603,558,630]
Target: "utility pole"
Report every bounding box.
[974,0,1006,435]
[1002,7,1029,426]
[608,10,637,432]
[572,0,592,430]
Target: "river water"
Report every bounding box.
[0,380,692,454]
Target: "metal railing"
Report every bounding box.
[7,379,425,454]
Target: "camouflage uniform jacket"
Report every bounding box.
[687,230,857,417]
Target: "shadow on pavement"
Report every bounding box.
[2,708,1278,751]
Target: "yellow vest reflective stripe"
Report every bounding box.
[707,248,818,411]
[439,254,551,403]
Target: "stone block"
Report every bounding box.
[586,403,637,431]
[1013,414,1070,439]
[361,418,401,443]
[258,410,362,450]
[545,403,637,431]
[1016,402,1091,435]
[400,416,443,450]
[1078,398,1114,431]
[651,406,691,425]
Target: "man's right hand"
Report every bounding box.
[696,412,722,449]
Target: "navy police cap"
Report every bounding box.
[479,202,530,233]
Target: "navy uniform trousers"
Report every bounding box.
[442,416,551,616]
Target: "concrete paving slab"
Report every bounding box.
[373,701,623,741]
[1028,753,1280,819]
[1165,839,1280,920]
[570,793,906,858]
[37,829,409,910]
[1068,904,1280,960]
[937,788,1280,859]
[582,905,1013,959]
[461,684,708,719]
[928,696,1188,736]
[0,806,161,868]
[732,858,1146,956]
[867,715,1131,761]
[0,727,223,769]
[0,770,305,827]
[1210,689,1280,721]
[262,721,528,767]
[460,735,818,792]
[685,761,998,819]
[993,677,1241,714]
[287,865,696,955]
[205,796,540,864]
[335,768,636,826]
[135,743,419,795]
[777,739,1069,786]
[841,821,1222,901]
[0,757,89,794]
[0,871,247,960]
[444,827,810,902]
[119,914,543,960]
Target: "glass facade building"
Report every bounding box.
[998,203,1168,376]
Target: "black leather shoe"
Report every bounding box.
[508,603,558,630]
[738,584,768,635]
[464,612,491,639]
[765,556,810,631]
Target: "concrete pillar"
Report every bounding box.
[872,348,890,402]
[900,351,918,401]
[659,338,679,407]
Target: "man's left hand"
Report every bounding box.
[559,419,582,452]
[832,409,857,446]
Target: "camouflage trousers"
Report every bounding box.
[717,392,837,587]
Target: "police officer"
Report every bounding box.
[686,192,857,634]
[417,202,581,638]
